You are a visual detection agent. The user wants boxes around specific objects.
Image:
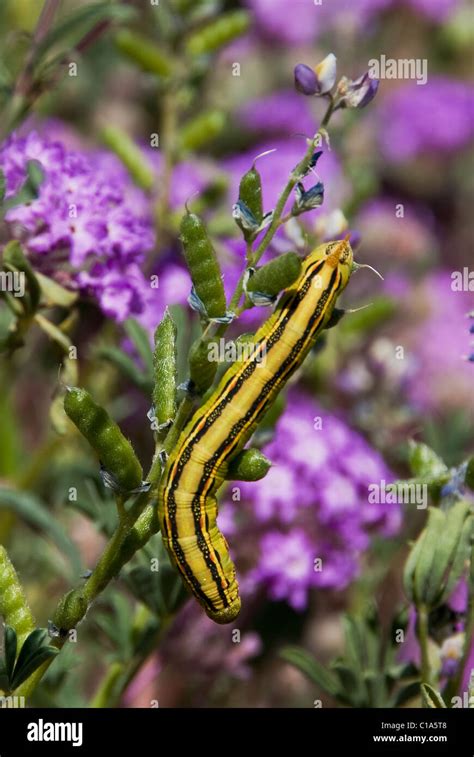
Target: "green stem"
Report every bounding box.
[418,604,432,689]
[90,661,124,708]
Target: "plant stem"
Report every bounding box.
[155,88,179,253]
[417,604,432,689]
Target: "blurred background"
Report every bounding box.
[0,0,473,707]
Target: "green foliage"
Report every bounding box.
[281,607,418,708]
[0,626,58,693]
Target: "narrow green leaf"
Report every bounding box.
[4,625,18,681]
[393,681,422,707]
[13,628,48,675]
[35,271,78,308]
[34,313,71,352]
[437,514,473,605]
[97,346,152,393]
[2,160,44,211]
[11,646,58,690]
[124,319,153,374]
[414,508,445,604]
[280,646,340,697]
[403,529,428,602]
[0,487,81,575]
[421,683,447,708]
[424,501,471,605]
[101,126,154,190]
[35,3,136,60]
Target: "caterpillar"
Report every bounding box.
[157,239,354,623]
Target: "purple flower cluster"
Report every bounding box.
[0,130,155,321]
[222,390,401,611]
[378,77,474,161]
[0,129,223,326]
[246,0,459,45]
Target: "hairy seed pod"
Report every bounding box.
[227,448,271,481]
[101,126,154,190]
[186,11,250,56]
[179,111,226,152]
[180,211,227,320]
[64,387,143,492]
[115,29,172,76]
[189,337,219,395]
[153,309,177,430]
[246,252,302,301]
[0,546,36,647]
[239,165,263,227]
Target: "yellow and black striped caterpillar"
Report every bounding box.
[157,239,354,623]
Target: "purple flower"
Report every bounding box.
[246,0,319,45]
[407,0,461,22]
[239,91,316,137]
[402,271,473,412]
[337,73,379,109]
[161,602,262,684]
[378,77,474,161]
[222,390,401,611]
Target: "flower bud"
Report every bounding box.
[294,64,319,96]
[294,54,337,97]
[292,181,324,215]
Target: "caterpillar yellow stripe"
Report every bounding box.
[157,239,354,623]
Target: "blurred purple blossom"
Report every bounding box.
[378,77,474,161]
[161,602,262,682]
[238,90,316,136]
[356,198,436,263]
[246,0,459,45]
[403,271,473,412]
[222,390,401,611]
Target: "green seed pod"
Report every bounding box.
[227,448,271,481]
[239,165,263,227]
[179,111,226,152]
[64,387,143,492]
[246,252,302,302]
[180,211,227,320]
[186,11,250,56]
[153,308,177,432]
[52,589,88,633]
[413,508,445,605]
[423,500,471,606]
[0,546,36,648]
[189,337,218,395]
[115,29,172,77]
[101,126,154,191]
[3,240,40,314]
